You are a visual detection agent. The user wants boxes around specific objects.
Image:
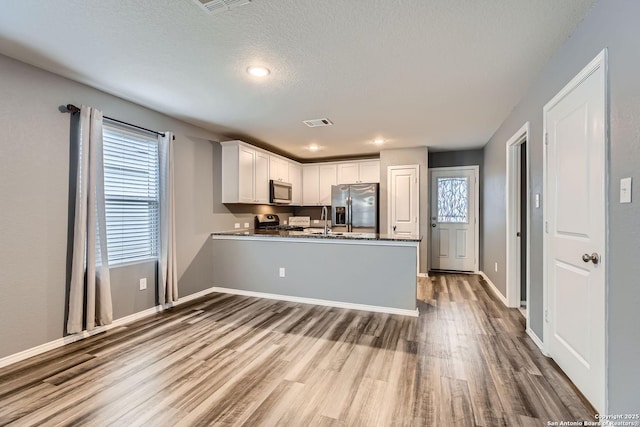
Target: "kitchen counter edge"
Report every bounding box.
[211,230,421,243]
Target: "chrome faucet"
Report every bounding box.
[321,206,329,235]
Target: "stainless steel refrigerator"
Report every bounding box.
[331,183,379,233]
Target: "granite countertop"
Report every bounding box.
[211,229,422,242]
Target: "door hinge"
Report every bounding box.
[545,309,549,322]
[544,133,549,145]
[545,221,549,233]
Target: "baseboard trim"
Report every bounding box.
[478,271,509,307]
[0,287,219,370]
[162,287,219,309]
[417,272,429,278]
[526,328,548,356]
[210,286,419,318]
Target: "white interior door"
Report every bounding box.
[388,165,419,237]
[544,51,606,412]
[429,167,478,272]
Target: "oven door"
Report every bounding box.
[270,180,292,204]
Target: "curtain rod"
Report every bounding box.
[65,104,175,140]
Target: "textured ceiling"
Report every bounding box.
[0,0,596,159]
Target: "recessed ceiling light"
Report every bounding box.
[247,66,270,77]
[373,138,385,145]
[308,144,319,151]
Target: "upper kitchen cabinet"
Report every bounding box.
[289,162,302,205]
[303,164,337,206]
[269,155,289,183]
[319,164,337,205]
[302,165,320,206]
[337,160,380,184]
[221,141,270,204]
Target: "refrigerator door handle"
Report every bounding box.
[347,196,352,232]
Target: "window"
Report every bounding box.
[437,177,469,223]
[103,122,159,264]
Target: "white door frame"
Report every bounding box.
[387,164,420,275]
[542,49,608,411]
[428,165,480,272]
[506,122,531,319]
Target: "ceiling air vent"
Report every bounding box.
[193,0,252,15]
[303,118,334,128]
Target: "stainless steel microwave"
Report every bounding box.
[270,180,292,204]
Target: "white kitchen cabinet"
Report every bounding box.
[302,163,339,205]
[254,151,270,203]
[337,163,360,184]
[269,156,289,183]
[358,160,380,183]
[221,141,270,204]
[318,164,337,205]
[289,162,302,205]
[336,160,380,184]
[302,165,319,205]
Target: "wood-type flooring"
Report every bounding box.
[0,273,595,426]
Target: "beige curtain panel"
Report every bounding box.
[67,106,113,334]
[159,131,178,304]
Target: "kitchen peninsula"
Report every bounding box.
[210,230,421,316]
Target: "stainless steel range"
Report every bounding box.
[254,214,304,232]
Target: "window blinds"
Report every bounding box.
[103,122,159,264]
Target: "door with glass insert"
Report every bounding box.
[430,167,478,271]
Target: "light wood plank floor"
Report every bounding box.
[0,273,595,426]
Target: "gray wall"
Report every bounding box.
[380,147,429,272]
[212,238,417,310]
[428,149,483,169]
[0,53,289,359]
[429,149,484,267]
[481,0,640,411]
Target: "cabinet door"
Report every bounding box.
[358,160,380,183]
[337,163,359,184]
[302,165,319,206]
[270,156,289,182]
[289,163,302,205]
[254,151,270,203]
[238,146,255,203]
[319,164,337,206]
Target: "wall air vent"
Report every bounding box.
[303,118,334,128]
[193,0,252,15]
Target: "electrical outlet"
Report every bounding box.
[620,177,632,203]
[494,262,498,272]
[279,267,285,278]
[244,222,250,228]
[283,220,287,225]
[139,278,147,290]
[234,223,240,229]
[313,219,320,224]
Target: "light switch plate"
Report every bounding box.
[139,278,147,290]
[279,267,285,278]
[234,223,240,229]
[620,177,632,203]
[535,193,540,208]
[243,222,249,228]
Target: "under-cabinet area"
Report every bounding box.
[220,140,379,205]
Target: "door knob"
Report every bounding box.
[431,224,436,227]
[582,253,600,264]
[393,225,397,232]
